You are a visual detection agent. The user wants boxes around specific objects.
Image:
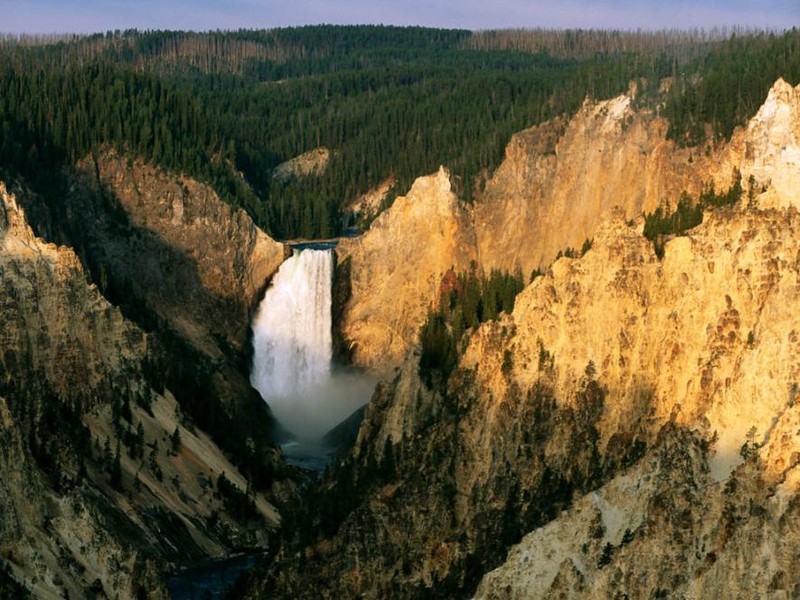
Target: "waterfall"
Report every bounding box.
[250,248,372,440]
[251,249,333,399]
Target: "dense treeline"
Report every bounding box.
[419,268,524,389]
[464,27,729,60]
[643,174,744,257]
[192,25,688,237]
[0,54,261,215]
[664,29,800,146]
[0,25,797,239]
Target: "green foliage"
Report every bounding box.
[621,528,635,545]
[216,472,259,523]
[123,420,145,460]
[0,54,256,215]
[419,312,458,390]
[664,29,800,146]
[1,25,793,242]
[0,560,29,599]
[501,349,514,374]
[3,382,92,493]
[419,268,524,388]
[643,176,742,258]
[170,426,182,455]
[145,330,281,489]
[740,425,760,460]
[110,441,123,490]
[148,443,163,482]
[0,25,683,241]
[597,541,614,568]
[380,436,397,479]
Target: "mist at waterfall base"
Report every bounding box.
[250,248,374,450]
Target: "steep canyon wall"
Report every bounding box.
[0,182,282,598]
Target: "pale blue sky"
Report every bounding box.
[1,0,798,34]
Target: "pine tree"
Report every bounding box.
[110,441,123,490]
[171,427,182,455]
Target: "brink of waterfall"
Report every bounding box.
[250,248,373,441]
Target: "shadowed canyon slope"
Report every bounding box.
[17,150,292,494]
[0,183,282,598]
[74,150,286,359]
[248,79,800,598]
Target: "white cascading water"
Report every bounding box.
[251,249,333,399]
[250,248,372,441]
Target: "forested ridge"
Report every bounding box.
[1,25,798,239]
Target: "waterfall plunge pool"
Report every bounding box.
[250,246,375,470]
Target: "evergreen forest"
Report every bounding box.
[1,25,799,239]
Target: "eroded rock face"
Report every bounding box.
[721,77,800,208]
[473,79,800,279]
[346,176,396,230]
[73,150,285,359]
[251,149,800,597]
[337,166,477,374]
[272,146,331,182]
[468,206,800,481]
[14,152,290,499]
[0,183,281,598]
[473,421,800,599]
[473,91,715,278]
[338,80,800,378]
[337,98,669,375]
[0,180,145,404]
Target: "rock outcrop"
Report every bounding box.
[346,176,395,230]
[474,421,800,598]
[254,198,800,599]
[472,79,800,278]
[272,147,331,182]
[720,77,800,209]
[467,204,800,480]
[337,166,477,373]
[14,151,291,504]
[0,182,281,597]
[74,150,285,359]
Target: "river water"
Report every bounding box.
[167,552,265,599]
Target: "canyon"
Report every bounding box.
[339,79,800,376]
[2,75,800,598]
[246,78,800,597]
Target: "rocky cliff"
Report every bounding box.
[73,150,285,360]
[337,166,477,373]
[272,147,331,183]
[252,193,800,600]
[338,79,800,376]
[720,77,800,209]
[247,79,800,598]
[0,182,281,597]
[14,150,291,500]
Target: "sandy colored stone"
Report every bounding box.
[340,80,800,376]
[337,166,477,374]
[272,146,331,182]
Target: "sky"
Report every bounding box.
[1,0,798,34]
